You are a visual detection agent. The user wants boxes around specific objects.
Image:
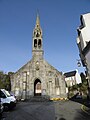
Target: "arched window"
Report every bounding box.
[34,39,37,48]
[36,32,39,37]
[38,39,41,48]
[55,77,59,86]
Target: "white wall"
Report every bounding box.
[86,50,90,76]
[75,70,82,84]
[79,13,90,50]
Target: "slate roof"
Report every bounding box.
[64,71,76,78]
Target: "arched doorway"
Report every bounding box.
[34,79,41,96]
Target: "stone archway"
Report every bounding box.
[34,79,41,96]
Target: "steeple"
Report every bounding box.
[36,14,40,27]
[32,14,43,58]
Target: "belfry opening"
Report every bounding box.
[34,79,41,96]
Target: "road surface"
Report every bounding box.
[2,100,90,120]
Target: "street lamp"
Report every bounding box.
[77,59,81,67]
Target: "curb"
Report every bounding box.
[81,105,90,115]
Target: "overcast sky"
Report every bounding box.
[0,0,90,73]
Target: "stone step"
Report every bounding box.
[29,96,50,102]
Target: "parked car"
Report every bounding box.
[0,98,4,117]
[0,89,16,111]
[76,92,82,99]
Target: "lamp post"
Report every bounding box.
[77,59,81,67]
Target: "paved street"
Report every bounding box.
[54,100,90,120]
[1,100,90,120]
[2,101,55,120]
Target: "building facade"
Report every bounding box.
[77,13,90,97]
[64,70,81,87]
[11,15,67,100]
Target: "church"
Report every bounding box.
[11,15,67,100]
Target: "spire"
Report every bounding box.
[33,13,42,38]
[32,13,43,58]
[36,13,40,27]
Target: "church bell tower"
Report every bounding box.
[32,14,43,58]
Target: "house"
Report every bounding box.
[64,70,81,87]
[77,13,90,97]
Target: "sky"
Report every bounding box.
[0,0,90,74]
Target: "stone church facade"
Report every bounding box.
[11,15,67,100]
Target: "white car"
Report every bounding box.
[0,98,4,117]
[0,89,16,111]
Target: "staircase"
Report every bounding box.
[29,96,50,102]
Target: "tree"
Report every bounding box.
[80,72,86,83]
[0,71,12,91]
[0,79,5,88]
[0,71,5,89]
